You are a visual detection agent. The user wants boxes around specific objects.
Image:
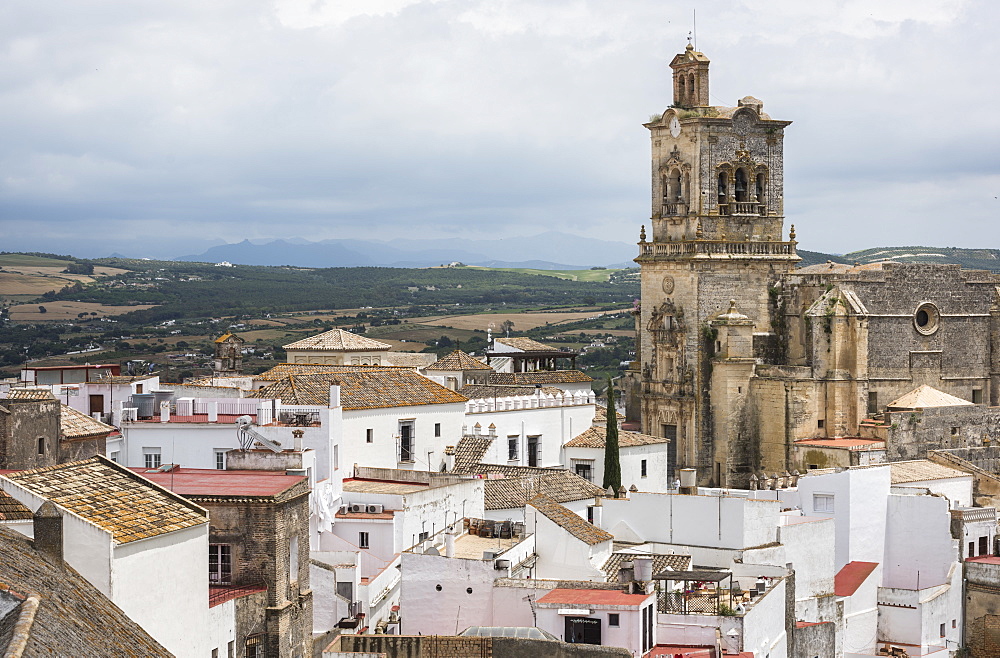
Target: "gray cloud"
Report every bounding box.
[0,0,996,258]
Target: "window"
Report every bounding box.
[641,459,648,477]
[215,449,226,470]
[110,450,120,463]
[608,613,620,627]
[209,544,232,584]
[508,436,519,461]
[980,536,988,555]
[227,641,234,658]
[143,448,161,469]
[868,391,878,415]
[135,384,143,394]
[212,649,218,658]
[366,428,373,443]
[817,419,825,429]
[334,445,339,471]
[940,623,946,638]
[574,461,593,482]
[953,619,957,629]
[245,635,262,658]
[527,436,539,467]
[587,506,595,523]
[973,388,984,404]
[37,437,45,455]
[970,541,976,558]
[399,422,414,462]
[418,531,429,542]
[951,427,959,436]
[434,423,441,437]
[813,493,834,513]
[359,532,370,549]
[914,302,940,335]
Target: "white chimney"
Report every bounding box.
[329,384,341,408]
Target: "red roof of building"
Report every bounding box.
[796,620,832,628]
[794,437,884,449]
[131,467,305,497]
[835,561,879,597]
[537,588,651,607]
[645,646,714,657]
[966,555,1000,565]
[209,585,267,607]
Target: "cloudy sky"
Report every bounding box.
[1,0,997,259]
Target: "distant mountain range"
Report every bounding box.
[173,237,1000,272]
[175,232,640,270]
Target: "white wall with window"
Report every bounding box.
[469,401,595,469]
[562,443,671,493]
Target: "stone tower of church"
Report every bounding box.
[628,43,800,485]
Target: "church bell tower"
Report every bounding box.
[628,43,800,486]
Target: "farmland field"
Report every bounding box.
[463,266,619,282]
[407,309,629,332]
[9,301,159,321]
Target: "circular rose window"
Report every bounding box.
[914,302,940,335]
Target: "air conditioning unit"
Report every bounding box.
[366,504,384,514]
[494,559,511,570]
[482,551,497,560]
[349,504,364,513]
[338,505,348,515]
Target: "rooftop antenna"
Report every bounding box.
[693,9,697,50]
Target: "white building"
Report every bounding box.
[0,455,212,657]
[563,426,671,492]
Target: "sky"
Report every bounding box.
[1,0,998,259]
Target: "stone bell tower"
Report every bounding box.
[627,43,800,486]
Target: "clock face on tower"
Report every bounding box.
[669,116,681,138]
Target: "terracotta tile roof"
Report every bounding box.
[253,363,353,381]
[60,405,114,440]
[458,384,564,399]
[283,328,391,352]
[537,588,650,607]
[887,384,973,410]
[249,369,468,410]
[101,375,156,384]
[565,426,669,449]
[4,456,207,544]
[0,490,31,521]
[0,525,173,656]
[451,435,494,474]
[425,350,494,371]
[488,370,593,385]
[593,406,607,423]
[485,471,604,510]
[494,337,563,352]
[834,561,878,597]
[602,552,691,581]
[528,494,613,545]
[3,388,55,401]
[385,352,437,368]
[890,460,969,484]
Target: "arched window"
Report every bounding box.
[689,73,697,104]
[661,175,669,200]
[734,168,748,202]
[717,172,728,203]
[755,172,765,203]
[670,169,682,201]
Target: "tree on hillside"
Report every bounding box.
[602,376,622,495]
[501,319,515,336]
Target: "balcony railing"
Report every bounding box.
[638,240,796,259]
[718,202,766,216]
[662,201,688,216]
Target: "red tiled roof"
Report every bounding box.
[537,588,651,607]
[131,468,305,497]
[646,647,714,657]
[966,555,1000,565]
[834,561,878,597]
[209,584,266,607]
[335,511,395,520]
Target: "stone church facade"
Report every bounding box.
[626,43,1000,487]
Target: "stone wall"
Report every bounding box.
[0,399,60,470]
[872,405,1000,462]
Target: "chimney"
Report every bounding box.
[329,384,341,408]
[33,501,64,565]
[679,468,697,495]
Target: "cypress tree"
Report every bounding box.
[602,377,622,494]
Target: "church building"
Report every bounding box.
[627,43,1000,487]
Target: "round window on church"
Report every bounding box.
[913,302,940,335]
